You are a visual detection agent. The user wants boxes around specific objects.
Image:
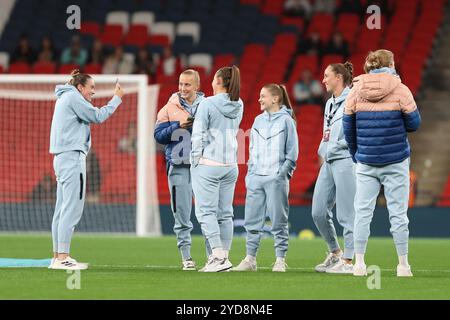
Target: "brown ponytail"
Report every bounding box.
[330,62,353,86]
[216,65,241,101]
[263,83,297,122]
[69,69,92,88]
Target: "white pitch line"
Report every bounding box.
[93,265,450,273]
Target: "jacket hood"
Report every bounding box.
[263,105,293,121]
[352,72,401,102]
[332,86,351,104]
[210,93,243,119]
[55,84,78,98]
[167,92,205,109]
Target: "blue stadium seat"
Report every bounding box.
[172,35,195,56]
[148,45,165,56]
[195,42,221,55]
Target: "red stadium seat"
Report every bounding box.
[307,13,334,43]
[336,13,360,49]
[148,35,170,47]
[8,62,30,74]
[355,28,384,54]
[80,22,102,37]
[84,63,102,74]
[32,62,56,74]
[349,53,367,77]
[272,33,297,55]
[319,54,344,77]
[59,64,80,74]
[100,24,124,47]
[123,24,149,47]
[280,17,305,33]
[213,54,236,71]
[261,0,285,15]
[287,54,319,94]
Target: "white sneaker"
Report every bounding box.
[233,259,257,271]
[326,259,354,274]
[397,264,413,277]
[272,260,288,272]
[49,257,88,269]
[315,252,342,273]
[182,259,196,271]
[353,263,367,276]
[51,257,88,270]
[201,256,233,272]
[198,256,212,272]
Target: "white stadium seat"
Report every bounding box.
[131,11,155,32]
[188,53,213,74]
[151,22,176,43]
[106,11,130,33]
[177,22,201,45]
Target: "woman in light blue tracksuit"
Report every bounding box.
[190,66,243,272]
[234,84,298,273]
[49,70,123,270]
[312,62,356,274]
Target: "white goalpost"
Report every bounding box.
[0,74,161,236]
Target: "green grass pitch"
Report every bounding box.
[0,234,449,299]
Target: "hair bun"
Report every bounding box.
[344,61,353,75]
[70,69,80,77]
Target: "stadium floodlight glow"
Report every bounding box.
[0,74,161,236]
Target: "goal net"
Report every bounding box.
[0,74,161,236]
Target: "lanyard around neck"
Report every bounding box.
[326,99,343,128]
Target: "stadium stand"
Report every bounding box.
[0,0,447,206]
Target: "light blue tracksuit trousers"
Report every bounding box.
[311,158,355,260]
[244,173,290,258]
[52,151,86,253]
[191,164,238,251]
[168,165,194,260]
[354,158,410,256]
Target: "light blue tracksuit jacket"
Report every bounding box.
[190,93,244,167]
[50,84,121,253]
[245,106,299,258]
[190,93,243,251]
[50,85,122,155]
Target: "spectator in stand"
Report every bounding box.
[157,46,182,77]
[313,0,336,13]
[284,0,312,18]
[297,31,323,57]
[87,39,106,66]
[60,35,88,67]
[102,46,134,74]
[11,34,36,64]
[293,69,325,105]
[325,32,350,59]
[118,122,137,155]
[36,36,58,63]
[30,174,56,203]
[133,47,156,82]
[336,0,363,15]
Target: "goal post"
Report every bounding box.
[0,74,161,236]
